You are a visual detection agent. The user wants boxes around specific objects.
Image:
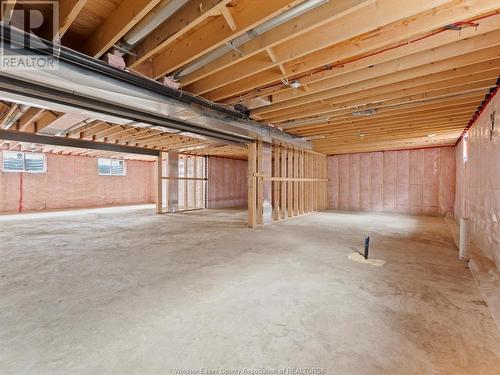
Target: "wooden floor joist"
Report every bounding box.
[3,1,500,157]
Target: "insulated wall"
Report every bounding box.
[0,153,154,213]
[327,147,455,216]
[455,91,500,270]
[207,157,247,208]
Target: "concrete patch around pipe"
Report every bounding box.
[348,252,386,266]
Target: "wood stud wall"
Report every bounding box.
[157,153,207,213]
[248,141,328,227]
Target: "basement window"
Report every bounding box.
[98,158,126,176]
[1,151,46,173]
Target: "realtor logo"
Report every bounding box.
[0,0,59,70]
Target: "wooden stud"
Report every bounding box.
[256,140,264,225]
[293,148,299,216]
[287,147,293,218]
[300,150,304,215]
[193,156,197,210]
[273,145,280,221]
[280,146,287,220]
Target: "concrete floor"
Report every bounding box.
[1,206,499,374]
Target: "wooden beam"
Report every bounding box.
[294,117,474,139]
[17,108,45,131]
[228,14,500,106]
[254,54,500,116]
[289,104,481,134]
[33,111,62,132]
[91,126,127,141]
[81,0,162,58]
[203,0,500,101]
[261,71,500,123]
[267,86,490,124]
[264,41,500,111]
[127,0,232,68]
[280,93,485,129]
[57,0,88,40]
[182,0,371,89]
[79,122,108,139]
[138,0,306,79]
[1,0,16,24]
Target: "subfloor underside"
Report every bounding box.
[1,206,499,374]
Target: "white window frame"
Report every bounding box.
[98,158,126,176]
[1,151,47,173]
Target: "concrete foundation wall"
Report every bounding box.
[327,147,455,216]
[208,157,247,208]
[455,91,500,270]
[0,153,154,213]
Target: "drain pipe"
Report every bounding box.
[172,0,329,80]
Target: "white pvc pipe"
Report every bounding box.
[459,218,469,261]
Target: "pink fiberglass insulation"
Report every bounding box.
[455,91,500,270]
[207,157,247,209]
[0,154,154,213]
[349,153,361,210]
[339,154,349,210]
[360,153,371,210]
[327,146,455,216]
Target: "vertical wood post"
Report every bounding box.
[273,146,280,221]
[289,148,294,217]
[281,147,287,219]
[184,156,189,210]
[256,140,264,225]
[293,148,299,216]
[193,157,197,209]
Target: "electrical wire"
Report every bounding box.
[225,12,500,105]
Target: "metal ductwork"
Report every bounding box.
[38,113,89,135]
[1,104,30,129]
[173,0,329,79]
[122,0,190,47]
[0,26,310,148]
